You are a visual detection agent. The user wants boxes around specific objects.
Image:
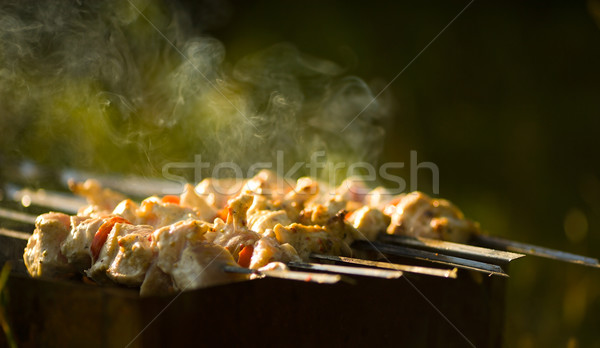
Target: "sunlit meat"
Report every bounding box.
[106,227,154,286]
[174,242,245,290]
[195,178,246,208]
[347,206,390,241]
[179,183,218,221]
[69,179,126,213]
[243,169,291,201]
[87,222,153,284]
[298,203,359,244]
[112,199,139,223]
[206,194,261,259]
[151,220,245,291]
[249,234,301,269]
[273,223,351,260]
[281,177,320,220]
[23,212,76,278]
[366,186,395,210]
[335,177,370,204]
[386,192,479,243]
[153,220,210,273]
[136,196,199,228]
[60,216,105,271]
[246,193,290,233]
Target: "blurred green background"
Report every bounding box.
[2,0,600,346]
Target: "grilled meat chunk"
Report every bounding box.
[249,235,301,269]
[152,220,244,291]
[87,223,153,284]
[179,183,218,221]
[60,216,105,271]
[69,179,126,213]
[386,192,479,243]
[137,196,198,228]
[347,206,390,241]
[106,227,154,286]
[273,223,351,260]
[23,212,76,278]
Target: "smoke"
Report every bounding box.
[0,0,390,182]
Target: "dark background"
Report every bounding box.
[203,0,600,346]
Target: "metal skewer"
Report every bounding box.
[379,234,525,264]
[0,208,37,225]
[287,261,403,279]
[6,185,86,214]
[222,265,342,284]
[472,234,600,268]
[353,241,509,277]
[0,228,32,241]
[310,254,458,279]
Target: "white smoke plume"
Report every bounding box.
[0,0,390,182]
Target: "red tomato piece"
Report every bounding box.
[91,216,131,261]
[237,245,254,268]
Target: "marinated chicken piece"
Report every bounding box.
[206,195,261,260]
[171,242,246,291]
[386,192,479,243]
[112,199,139,223]
[324,196,348,216]
[348,206,390,241]
[87,223,152,283]
[249,235,301,269]
[335,177,370,204]
[281,177,320,220]
[247,209,291,234]
[383,194,406,216]
[23,212,76,278]
[298,204,330,226]
[298,204,358,244]
[195,178,246,208]
[106,227,154,286]
[69,179,126,212]
[152,220,244,291]
[60,217,105,271]
[153,220,210,274]
[140,260,176,297]
[179,183,218,221]
[243,169,290,200]
[366,186,395,210]
[257,261,289,272]
[273,223,351,260]
[137,196,198,228]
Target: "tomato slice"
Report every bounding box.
[91,216,131,261]
[237,245,254,268]
[216,205,229,221]
[388,197,402,206]
[161,195,180,205]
